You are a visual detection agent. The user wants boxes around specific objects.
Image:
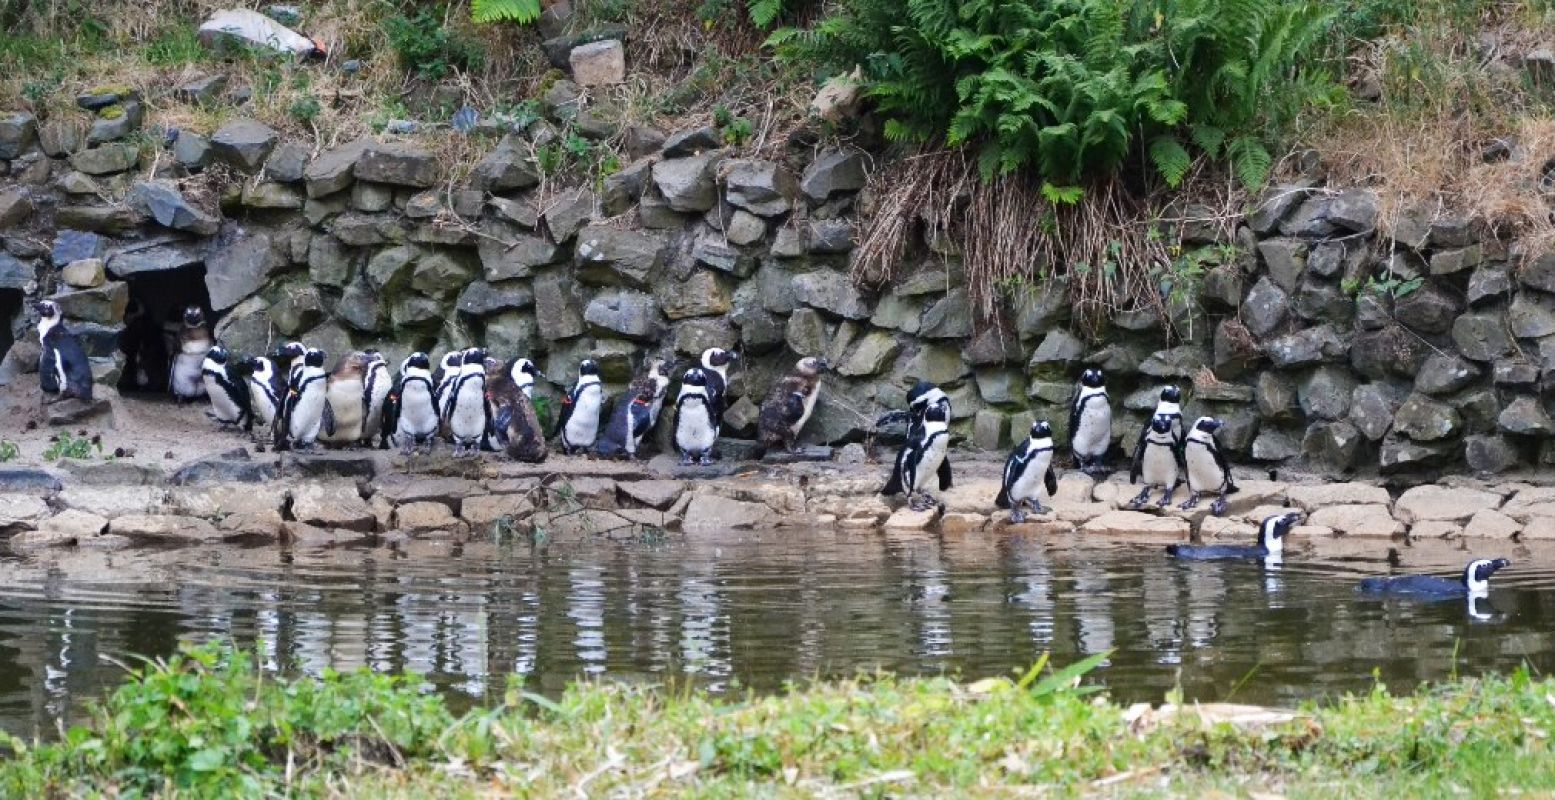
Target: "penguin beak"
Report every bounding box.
[31,301,47,314]
[815,358,831,371]
[1489,558,1511,574]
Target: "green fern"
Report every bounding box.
[1227,136,1273,191]
[1149,137,1192,187]
[1040,183,1085,205]
[471,0,541,24]
[748,0,785,27]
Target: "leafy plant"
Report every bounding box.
[43,432,97,461]
[289,95,321,123]
[0,441,17,463]
[383,8,486,80]
[471,0,542,24]
[145,26,204,66]
[722,117,754,146]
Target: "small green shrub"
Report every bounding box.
[383,8,486,80]
[43,433,97,461]
[145,26,204,66]
[0,441,18,463]
[289,95,322,122]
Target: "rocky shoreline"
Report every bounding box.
[5,432,1555,557]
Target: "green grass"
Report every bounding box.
[3,644,1555,798]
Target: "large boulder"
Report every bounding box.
[724,159,797,216]
[918,289,972,339]
[52,281,127,324]
[131,181,219,236]
[658,269,731,319]
[569,38,625,86]
[205,233,281,311]
[1392,393,1461,441]
[410,251,477,300]
[479,225,562,281]
[355,141,438,187]
[792,270,870,319]
[1414,352,1479,395]
[1499,395,1555,436]
[1393,283,1458,335]
[69,143,139,175]
[801,148,868,204]
[533,270,586,340]
[304,137,370,198]
[0,111,38,159]
[1242,276,1287,336]
[1509,291,1555,338]
[651,152,722,212]
[1298,366,1355,421]
[1266,324,1345,368]
[210,118,279,171]
[1256,238,1307,292]
[574,225,666,288]
[456,280,533,316]
[1468,264,1513,306]
[584,290,661,341]
[1452,310,1514,362]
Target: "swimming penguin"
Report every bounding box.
[319,352,369,447]
[1181,416,1238,515]
[1167,512,1301,561]
[361,350,392,449]
[881,402,953,512]
[556,359,605,455]
[244,356,282,431]
[1129,415,1184,509]
[485,356,548,463]
[699,348,739,436]
[875,380,951,441]
[33,300,94,403]
[1359,558,1511,597]
[169,306,212,403]
[200,344,252,430]
[1153,385,1185,447]
[445,348,490,457]
[674,367,718,465]
[758,356,829,454]
[387,352,439,454]
[280,348,329,451]
[1069,368,1111,475]
[595,359,670,459]
[995,420,1058,523]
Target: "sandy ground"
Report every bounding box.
[1,383,243,466]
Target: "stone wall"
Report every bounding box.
[0,83,1547,479]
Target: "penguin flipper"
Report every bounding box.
[1210,441,1237,493]
[881,448,907,496]
[1129,426,1147,484]
[995,449,1021,509]
[937,454,952,491]
[1067,386,1083,448]
[1044,465,1058,497]
[322,400,336,436]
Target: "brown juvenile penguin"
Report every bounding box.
[758,356,830,453]
[318,351,370,446]
[486,356,548,463]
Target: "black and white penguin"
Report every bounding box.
[280,348,328,451]
[1181,416,1238,515]
[319,352,370,447]
[700,347,739,437]
[640,357,672,427]
[881,402,952,512]
[387,352,439,454]
[361,350,392,449]
[995,420,1058,523]
[1359,558,1511,597]
[595,358,669,459]
[485,356,548,463]
[1128,414,1184,509]
[1068,368,1111,474]
[674,367,718,465]
[508,357,542,398]
[244,356,282,431]
[758,356,829,454]
[1153,385,1185,447]
[432,350,464,413]
[169,305,212,403]
[276,341,307,390]
[1167,512,1301,561]
[556,359,605,455]
[33,300,94,403]
[445,348,490,457]
[200,344,251,430]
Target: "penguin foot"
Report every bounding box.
[1179,493,1201,511]
[1029,501,1048,516]
[1159,487,1176,507]
[678,453,694,466]
[1210,496,1229,517]
[1010,509,1027,524]
[1127,488,1152,509]
[698,454,714,466]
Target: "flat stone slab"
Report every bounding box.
[0,468,65,494]
[1286,483,1391,511]
[169,455,278,485]
[1394,485,1506,525]
[1079,511,1191,538]
[109,513,224,543]
[1307,504,1403,537]
[291,482,375,532]
[618,480,685,510]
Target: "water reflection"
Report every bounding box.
[0,530,1551,737]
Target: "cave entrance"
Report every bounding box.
[0,288,20,365]
[117,265,215,395]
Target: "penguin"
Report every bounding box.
[700,347,739,436]
[485,357,548,463]
[200,344,251,430]
[276,341,307,390]
[674,367,718,465]
[508,357,543,398]
[361,350,392,449]
[432,350,464,414]
[319,352,369,447]
[1128,414,1185,509]
[33,300,94,403]
[388,352,440,454]
[1359,558,1511,598]
[555,359,605,455]
[1167,512,1301,561]
[280,348,329,451]
[244,356,282,431]
[1153,385,1185,447]
[995,420,1058,523]
[1068,368,1111,474]
[758,357,829,454]
[881,402,952,512]
[875,380,951,440]
[1181,416,1238,515]
[169,305,212,403]
[594,358,669,459]
[445,348,490,457]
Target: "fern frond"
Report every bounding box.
[1150,137,1192,187]
[1227,136,1272,191]
[471,0,541,24]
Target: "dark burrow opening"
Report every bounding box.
[116,266,215,395]
[0,288,21,365]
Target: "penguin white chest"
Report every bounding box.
[1185,443,1225,493]
[911,434,948,491]
[247,378,277,425]
[398,383,438,438]
[676,398,716,453]
[204,372,243,423]
[1010,449,1052,503]
[564,385,604,447]
[1072,395,1111,457]
[1141,441,1179,487]
[450,378,487,443]
[792,382,821,433]
[290,379,327,444]
[172,342,210,399]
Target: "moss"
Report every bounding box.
[85,83,133,98]
[96,104,125,120]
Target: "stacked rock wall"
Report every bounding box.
[0,91,1549,479]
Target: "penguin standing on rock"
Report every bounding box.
[556,359,605,455]
[387,353,439,454]
[485,356,548,463]
[319,352,369,446]
[876,380,951,440]
[881,403,953,512]
[244,356,282,431]
[1181,416,1238,515]
[445,348,490,457]
[1153,385,1185,447]
[595,358,670,459]
[1129,415,1184,509]
[674,368,718,465]
[508,358,542,398]
[1069,368,1111,475]
[201,344,251,430]
[33,300,94,403]
[361,351,392,449]
[275,341,307,390]
[169,306,212,403]
[280,348,328,452]
[699,348,739,438]
[758,357,829,454]
[995,420,1058,523]
[433,350,464,414]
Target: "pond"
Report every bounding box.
[0,527,1551,738]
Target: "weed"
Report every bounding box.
[289,95,322,123]
[144,26,204,67]
[383,7,487,81]
[43,432,98,461]
[0,441,17,463]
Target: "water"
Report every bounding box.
[1,528,1553,738]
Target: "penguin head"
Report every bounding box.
[303,348,325,368]
[404,352,431,371]
[276,341,306,361]
[1257,512,1302,553]
[463,348,489,366]
[681,367,708,387]
[923,403,950,424]
[510,358,540,383]
[1079,368,1105,388]
[1160,385,1182,403]
[1463,558,1511,593]
[578,359,600,377]
[33,299,61,320]
[483,356,504,375]
[440,351,462,371]
[797,356,830,376]
[701,348,738,370]
[907,380,936,405]
[1149,415,1174,434]
[1029,420,1052,440]
[1193,416,1223,434]
[246,356,273,376]
[206,344,230,365]
[182,306,206,327]
[364,349,385,366]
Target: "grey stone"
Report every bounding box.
[570,38,625,86]
[652,152,721,213]
[661,125,721,157]
[1028,329,1086,371]
[1391,283,1458,335]
[480,225,560,281]
[483,311,538,355]
[1521,251,1555,294]
[101,237,207,277]
[1251,429,1301,461]
[539,187,594,243]
[724,159,797,216]
[1452,311,1515,361]
[835,331,899,377]
[1242,276,1287,336]
[1510,291,1555,338]
[1495,359,1540,390]
[270,280,326,335]
[898,343,971,386]
[1247,183,1312,234]
[128,181,218,235]
[411,251,477,300]
[1255,372,1299,421]
[330,211,407,246]
[784,308,827,356]
[1139,346,1208,378]
[1303,421,1364,471]
[1299,366,1356,421]
[801,148,868,204]
[39,121,81,158]
[1257,238,1307,293]
[574,225,666,288]
[337,277,383,332]
[1200,265,1243,310]
[456,280,533,316]
[1266,324,1345,368]
[1350,325,1428,379]
[173,132,212,169]
[87,101,144,145]
[919,289,972,339]
[355,141,438,187]
[1499,396,1555,436]
[210,118,279,171]
[365,245,418,291]
[351,182,393,212]
[1468,264,1514,306]
[69,143,139,175]
[1430,244,1482,275]
[1379,436,1451,474]
[212,296,273,355]
[60,258,104,288]
[305,235,354,287]
[175,74,228,104]
[0,112,38,159]
[1279,196,1338,237]
[965,325,1022,366]
[206,233,280,311]
[1465,434,1520,474]
[691,232,755,276]
[0,188,32,228]
[52,281,127,325]
[1348,382,1406,441]
[659,269,731,319]
[1430,217,1473,247]
[541,78,582,120]
[1305,240,1356,279]
[771,227,805,258]
[1327,188,1379,231]
[807,220,854,253]
[391,295,442,328]
[0,252,30,291]
[583,290,661,341]
[725,210,767,245]
[488,194,539,227]
[792,270,869,319]
[304,137,370,198]
[601,158,651,216]
[1294,280,1354,324]
[1393,393,1461,441]
[1415,352,1479,395]
[56,204,144,234]
[533,270,586,340]
[1456,386,1499,435]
